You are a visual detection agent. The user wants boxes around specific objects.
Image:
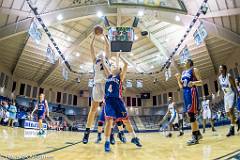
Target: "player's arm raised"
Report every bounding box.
[191,68,203,87]
[103,35,111,59]
[120,56,128,81]
[90,35,96,63]
[175,73,183,89]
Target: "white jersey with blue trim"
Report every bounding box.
[202,100,210,111]
[218,73,234,95]
[93,56,111,84]
[168,103,176,115]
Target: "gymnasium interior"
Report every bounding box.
[0,0,240,159]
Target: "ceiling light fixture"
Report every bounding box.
[97,11,103,18]
[76,52,80,57]
[57,14,63,21]
[175,15,181,22]
[137,10,144,17]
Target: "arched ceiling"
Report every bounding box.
[0,0,239,92]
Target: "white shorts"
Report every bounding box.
[92,83,105,102]
[169,112,178,124]
[224,92,235,113]
[202,110,211,119]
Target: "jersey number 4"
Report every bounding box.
[108,84,113,93]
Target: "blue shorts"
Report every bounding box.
[183,87,199,114]
[98,106,105,122]
[237,97,240,112]
[104,97,128,121]
[38,110,45,120]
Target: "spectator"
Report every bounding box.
[8,101,17,127]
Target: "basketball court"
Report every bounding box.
[0,126,240,160]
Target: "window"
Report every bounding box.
[153,96,157,106]
[19,83,25,95]
[132,98,136,106]
[203,84,209,96]
[0,73,4,87]
[214,80,218,92]
[26,85,31,97]
[88,97,91,106]
[174,92,178,102]
[68,94,72,105]
[163,93,168,104]
[12,81,16,92]
[127,97,131,106]
[158,95,162,105]
[39,88,44,94]
[73,95,78,105]
[32,87,38,98]
[233,67,239,78]
[137,98,141,106]
[63,93,67,104]
[56,92,61,103]
[4,75,9,89]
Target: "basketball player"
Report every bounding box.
[161,97,184,137]
[31,93,49,135]
[201,96,216,133]
[217,65,240,136]
[235,78,240,131]
[175,59,203,145]
[82,26,112,144]
[95,104,126,144]
[104,56,142,152]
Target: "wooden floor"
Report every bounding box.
[0,126,239,160]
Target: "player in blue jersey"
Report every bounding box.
[82,27,112,144]
[95,102,126,144]
[175,59,203,145]
[103,55,142,152]
[31,93,49,135]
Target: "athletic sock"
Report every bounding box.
[106,137,110,142]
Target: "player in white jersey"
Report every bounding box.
[82,28,111,144]
[201,96,216,133]
[160,97,183,137]
[217,65,240,137]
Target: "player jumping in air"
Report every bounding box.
[82,26,112,144]
[103,54,142,152]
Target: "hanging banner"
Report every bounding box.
[193,23,208,46]
[126,79,132,88]
[62,67,68,81]
[136,79,143,88]
[46,44,56,64]
[165,68,171,81]
[179,46,191,64]
[28,21,42,44]
[88,79,94,88]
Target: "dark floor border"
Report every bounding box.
[213,149,240,160]
[0,140,82,160]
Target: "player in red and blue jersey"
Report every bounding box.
[31,94,49,135]
[175,59,203,145]
[95,102,126,144]
[103,55,142,152]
